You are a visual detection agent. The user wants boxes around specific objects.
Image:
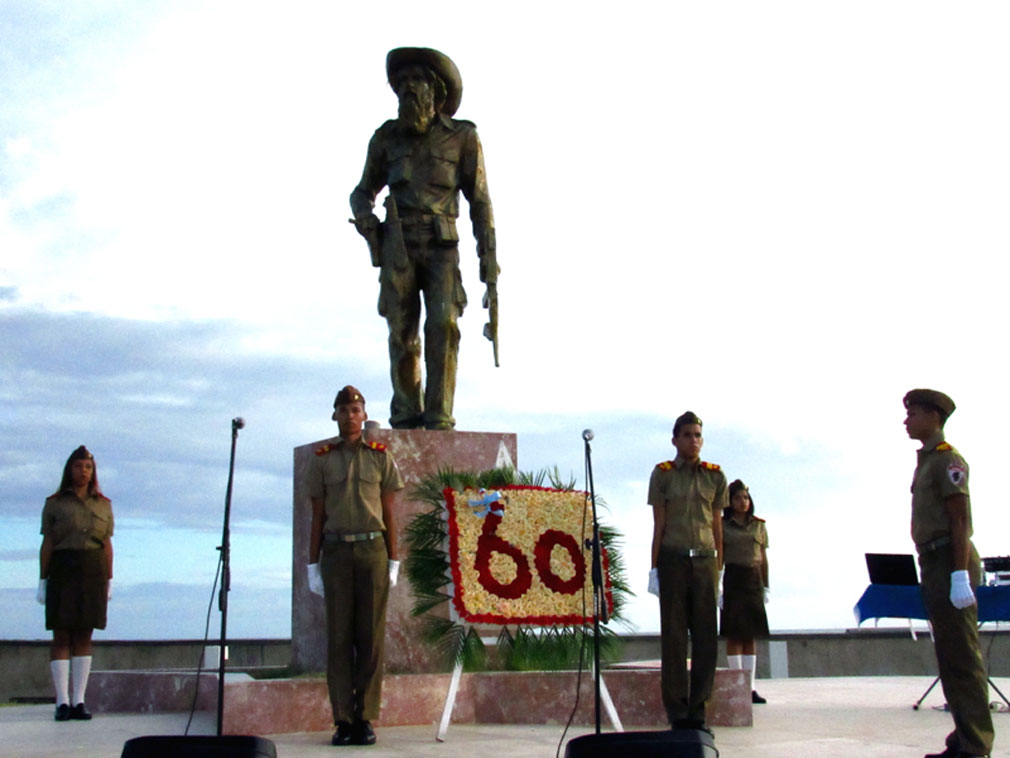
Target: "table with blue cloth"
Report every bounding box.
[854,583,1010,710]
[854,584,1010,625]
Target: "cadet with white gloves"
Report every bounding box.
[306,385,404,747]
[904,388,993,758]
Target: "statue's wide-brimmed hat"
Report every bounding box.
[386,47,462,117]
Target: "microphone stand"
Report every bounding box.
[216,418,243,736]
[583,432,608,735]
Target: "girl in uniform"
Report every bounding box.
[719,479,769,704]
[38,445,114,721]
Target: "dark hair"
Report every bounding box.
[673,411,702,438]
[723,478,754,520]
[58,445,100,496]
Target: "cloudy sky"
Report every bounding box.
[2,1,1009,642]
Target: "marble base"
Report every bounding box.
[219,667,750,733]
[84,667,750,732]
[86,670,220,713]
[291,429,518,674]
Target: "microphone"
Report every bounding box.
[232,417,245,430]
[582,429,594,442]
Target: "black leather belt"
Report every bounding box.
[917,535,952,554]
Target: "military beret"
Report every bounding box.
[673,410,703,436]
[333,385,366,407]
[386,47,463,117]
[729,479,748,499]
[68,445,94,462]
[903,388,955,419]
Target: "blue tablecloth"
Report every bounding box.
[854,584,1010,625]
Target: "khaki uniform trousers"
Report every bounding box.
[658,550,718,723]
[919,545,994,756]
[321,537,390,724]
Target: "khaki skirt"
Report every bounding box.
[46,549,108,631]
[719,563,769,639]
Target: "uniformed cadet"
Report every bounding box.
[306,386,404,747]
[38,445,114,722]
[719,479,770,705]
[904,389,994,758]
[350,47,496,431]
[647,411,726,734]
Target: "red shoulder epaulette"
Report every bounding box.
[657,460,674,471]
[315,443,335,456]
[366,441,387,452]
[701,461,721,471]
[936,442,953,452]
[752,515,765,522]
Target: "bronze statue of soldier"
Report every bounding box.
[350,47,497,430]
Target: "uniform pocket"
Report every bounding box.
[90,512,112,542]
[430,147,459,188]
[433,216,459,245]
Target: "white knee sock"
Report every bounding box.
[727,654,743,670]
[71,656,92,705]
[50,659,70,706]
[742,654,757,689]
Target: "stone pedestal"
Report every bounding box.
[291,429,518,674]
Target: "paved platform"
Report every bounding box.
[1,676,1007,757]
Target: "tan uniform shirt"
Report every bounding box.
[911,432,972,548]
[307,437,404,534]
[647,457,728,551]
[40,491,114,550]
[723,516,768,566]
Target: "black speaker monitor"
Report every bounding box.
[121,735,277,758]
[565,728,718,758]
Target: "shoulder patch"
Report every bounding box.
[701,461,721,471]
[936,442,953,452]
[366,441,387,452]
[315,443,334,456]
[657,460,674,471]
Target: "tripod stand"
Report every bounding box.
[913,620,1010,711]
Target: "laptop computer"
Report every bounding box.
[865,553,919,585]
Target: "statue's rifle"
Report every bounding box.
[481,230,499,367]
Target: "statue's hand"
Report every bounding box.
[353,213,380,239]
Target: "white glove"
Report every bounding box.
[763,586,770,604]
[36,579,46,605]
[388,559,400,587]
[950,570,976,609]
[107,578,113,601]
[307,563,324,597]
[648,568,660,597]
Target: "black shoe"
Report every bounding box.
[923,748,958,758]
[70,702,92,720]
[54,704,71,721]
[331,722,354,746]
[353,720,376,745]
[751,690,767,704]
